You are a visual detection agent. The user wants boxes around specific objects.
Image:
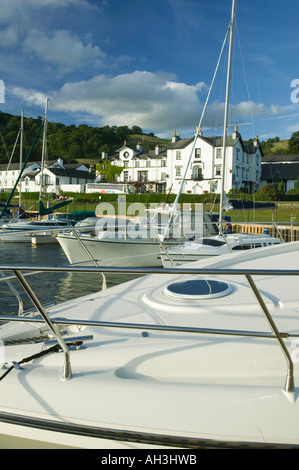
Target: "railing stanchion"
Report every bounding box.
[13,270,72,380]
[245,274,295,393]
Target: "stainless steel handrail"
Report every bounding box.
[0,271,24,315]
[0,264,298,276]
[0,262,298,392]
[11,269,72,381]
[70,228,107,290]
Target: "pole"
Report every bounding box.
[219,0,236,225]
[18,110,24,213]
[0,121,43,220]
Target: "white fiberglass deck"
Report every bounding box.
[0,242,299,448]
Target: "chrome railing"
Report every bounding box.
[0,262,298,392]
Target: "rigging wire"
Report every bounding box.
[0,129,21,192]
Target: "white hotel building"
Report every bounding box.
[108,127,262,195]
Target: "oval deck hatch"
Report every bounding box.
[164,279,232,300]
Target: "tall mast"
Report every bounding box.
[219,0,236,224]
[39,98,49,205]
[18,110,24,213]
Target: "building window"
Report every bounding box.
[176,166,182,177]
[176,150,181,160]
[216,148,222,158]
[138,171,148,182]
[124,161,129,167]
[195,148,201,159]
[161,159,166,167]
[215,165,222,176]
[135,161,140,167]
[123,171,129,182]
[146,160,151,167]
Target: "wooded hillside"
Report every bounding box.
[0,110,298,166]
[0,111,167,165]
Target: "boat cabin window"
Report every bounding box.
[232,243,263,250]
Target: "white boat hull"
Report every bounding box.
[0,221,71,244]
[0,230,32,243]
[31,234,58,245]
[161,234,282,267]
[57,233,164,267]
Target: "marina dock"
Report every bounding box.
[232,222,299,242]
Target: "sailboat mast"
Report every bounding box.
[219,0,236,224]
[39,98,49,204]
[18,110,24,213]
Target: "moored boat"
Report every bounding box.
[161,232,282,267]
[0,241,299,448]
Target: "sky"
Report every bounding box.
[0,0,299,142]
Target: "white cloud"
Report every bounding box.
[0,0,94,22]
[23,29,105,74]
[50,71,205,130]
[0,26,18,47]
[9,70,297,136]
[10,86,48,108]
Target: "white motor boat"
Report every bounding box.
[0,218,72,244]
[56,226,166,267]
[161,233,283,267]
[0,241,299,448]
[56,208,225,268]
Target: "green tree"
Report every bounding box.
[96,161,123,181]
[255,183,285,201]
[131,125,142,135]
[288,131,299,154]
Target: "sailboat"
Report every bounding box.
[160,0,282,267]
[1,1,299,449]
[0,102,73,244]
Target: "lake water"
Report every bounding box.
[0,242,137,315]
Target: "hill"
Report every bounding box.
[0,110,298,166]
[0,111,169,166]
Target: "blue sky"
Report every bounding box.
[0,0,298,142]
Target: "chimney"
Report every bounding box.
[136,142,143,152]
[172,130,180,143]
[102,152,108,159]
[232,126,239,139]
[254,136,259,147]
[155,144,161,155]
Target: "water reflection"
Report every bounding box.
[0,243,139,314]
